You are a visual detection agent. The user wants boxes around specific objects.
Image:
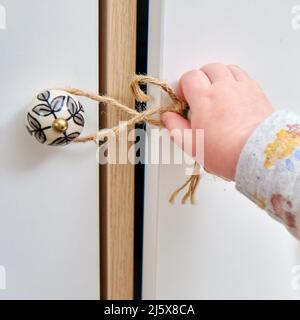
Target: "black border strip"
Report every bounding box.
[134,0,149,300]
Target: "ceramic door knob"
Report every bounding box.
[26,90,85,146]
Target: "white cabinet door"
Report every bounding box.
[144,0,300,299]
[0,0,99,299]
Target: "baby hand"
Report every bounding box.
[162,63,274,180]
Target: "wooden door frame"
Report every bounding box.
[99,0,137,300]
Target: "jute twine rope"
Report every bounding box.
[63,75,201,204]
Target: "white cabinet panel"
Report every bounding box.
[144,0,300,299]
[0,0,99,299]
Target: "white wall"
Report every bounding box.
[0,0,99,299]
[144,0,300,299]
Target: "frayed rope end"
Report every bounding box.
[169,172,201,205]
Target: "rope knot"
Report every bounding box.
[130,75,188,118]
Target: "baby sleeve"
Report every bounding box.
[235,110,300,239]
